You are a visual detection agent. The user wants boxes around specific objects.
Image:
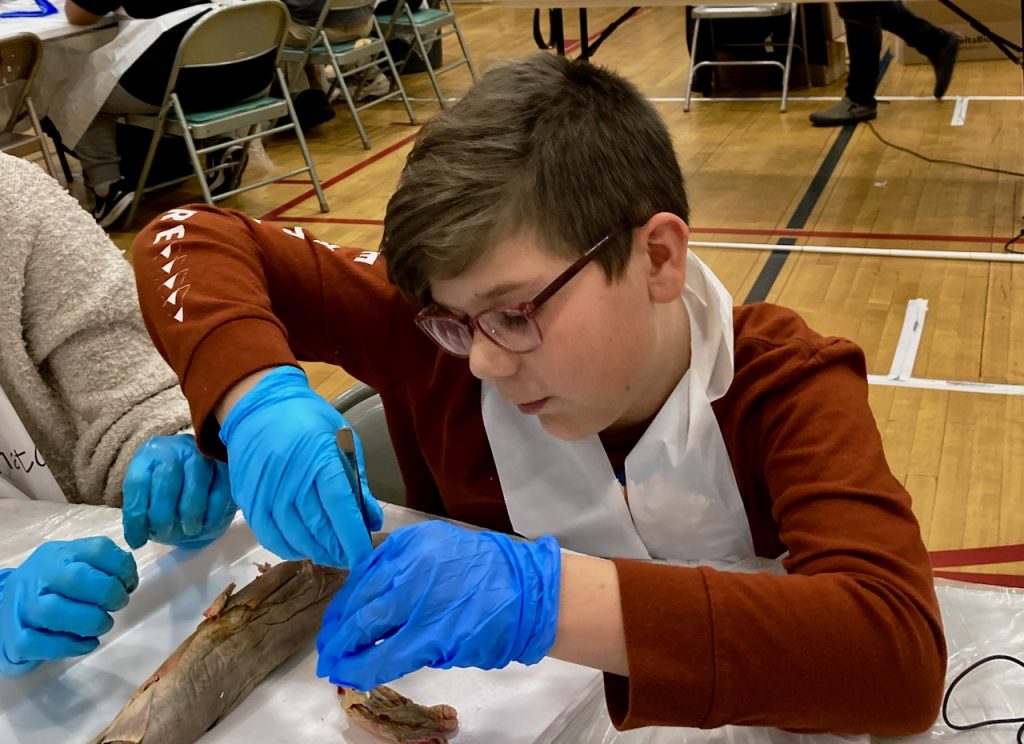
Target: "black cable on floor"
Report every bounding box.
[1005,230,1024,254]
[865,121,1024,178]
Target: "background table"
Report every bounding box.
[0,0,116,118]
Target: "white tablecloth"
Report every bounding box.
[0,502,606,743]
[0,499,1021,743]
[0,0,117,117]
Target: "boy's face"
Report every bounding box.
[429,225,688,441]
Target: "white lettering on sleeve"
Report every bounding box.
[314,239,339,251]
[160,209,197,222]
[282,226,305,240]
[153,225,186,245]
[161,257,182,274]
[354,251,379,265]
[164,285,190,306]
[163,270,188,290]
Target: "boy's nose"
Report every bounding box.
[468,331,518,381]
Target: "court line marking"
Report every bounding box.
[260,132,419,220]
[655,95,1024,103]
[690,240,1024,263]
[260,216,1019,247]
[887,299,928,380]
[950,96,969,126]
[865,296,1024,396]
[930,543,1024,567]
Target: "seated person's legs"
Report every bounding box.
[74,85,154,228]
[286,11,388,101]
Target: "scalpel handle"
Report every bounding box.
[336,426,372,539]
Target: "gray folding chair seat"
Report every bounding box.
[281,0,416,150]
[122,0,328,227]
[379,0,478,109]
[0,33,61,183]
[333,382,406,507]
[684,3,809,113]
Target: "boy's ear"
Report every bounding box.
[640,213,688,303]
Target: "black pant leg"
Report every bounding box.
[837,1,885,105]
[878,1,950,59]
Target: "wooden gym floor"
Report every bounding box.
[108,3,1024,580]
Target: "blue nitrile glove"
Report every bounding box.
[122,434,237,550]
[0,537,138,676]
[219,366,383,568]
[315,520,561,690]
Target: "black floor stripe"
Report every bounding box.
[742,51,894,304]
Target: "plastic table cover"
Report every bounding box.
[0,500,1020,743]
[0,502,604,743]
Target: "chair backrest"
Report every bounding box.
[157,0,289,110]
[333,383,406,507]
[0,33,42,134]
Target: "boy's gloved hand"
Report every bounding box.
[122,434,236,549]
[0,537,138,676]
[219,366,383,569]
[315,521,561,690]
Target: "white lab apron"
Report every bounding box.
[49,3,213,149]
[482,251,754,563]
[0,383,65,503]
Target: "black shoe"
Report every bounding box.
[206,144,249,196]
[91,181,135,228]
[929,31,960,99]
[293,89,336,131]
[809,97,877,127]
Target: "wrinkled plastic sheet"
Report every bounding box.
[1,501,1020,743]
[555,579,1024,744]
[0,502,606,743]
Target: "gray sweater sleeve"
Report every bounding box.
[0,155,192,506]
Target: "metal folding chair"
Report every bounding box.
[333,382,406,506]
[378,0,478,109]
[122,0,328,227]
[0,33,61,183]
[281,0,416,149]
[684,3,809,113]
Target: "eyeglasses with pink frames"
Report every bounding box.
[414,233,615,357]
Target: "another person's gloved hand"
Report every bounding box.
[123,434,237,549]
[315,521,561,690]
[0,537,138,676]
[219,366,383,568]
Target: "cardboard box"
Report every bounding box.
[894,0,1022,64]
[705,39,847,92]
[828,2,845,40]
[798,39,848,86]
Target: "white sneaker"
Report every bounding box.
[355,72,391,102]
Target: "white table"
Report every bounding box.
[0,502,607,744]
[0,0,116,119]
[0,0,115,41]
[0,498,1021,743]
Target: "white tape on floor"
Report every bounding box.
[950,96,968,126]
[887,298,928,380]
[868,375,1024,396]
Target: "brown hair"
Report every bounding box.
[380,52,689,305]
